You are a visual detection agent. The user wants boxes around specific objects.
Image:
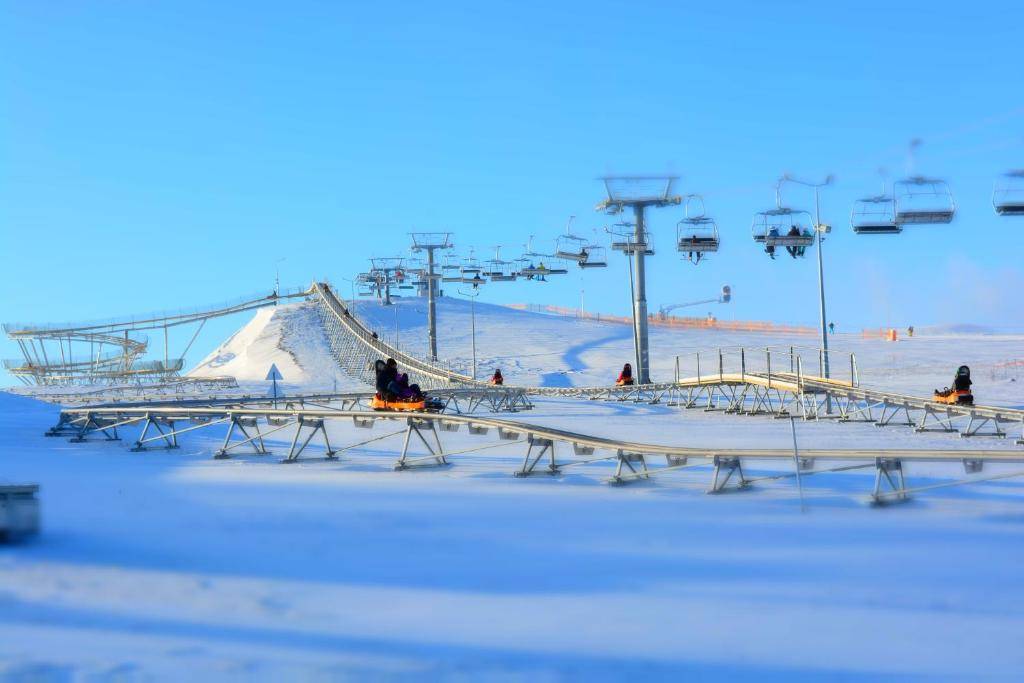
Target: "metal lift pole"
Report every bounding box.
[632,205,650,384]
[425,246,438,361]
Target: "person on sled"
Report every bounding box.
[617,363,634,386]
[490,368,504,385]
[388,372,422,401]
[935,365,973,404]
[374,359,391,398]
[377,358,398,399]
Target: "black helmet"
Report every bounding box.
[957,365,970,377]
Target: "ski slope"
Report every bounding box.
[3,296,1024,681]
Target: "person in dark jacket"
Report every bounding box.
[376,358,398,399]
[490,369,504,385]
[374,359,388,396]
[953,365,972,393]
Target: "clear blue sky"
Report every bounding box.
[2,1,1023,378]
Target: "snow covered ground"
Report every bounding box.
[3,297,1024,681]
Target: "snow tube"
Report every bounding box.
[933,389,973,405]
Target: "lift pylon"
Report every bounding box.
[410,233,453,362]
[596,176,681,385]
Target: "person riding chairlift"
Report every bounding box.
[490,369,504,386]
[765,227,779,259]
[617,363,634,386]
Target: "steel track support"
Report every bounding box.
[871,457,909,505]
[393,418,447,470]
[707,455,750,494]
[282,417,336,463]
[514,436,558,477]
[609,450,649,485]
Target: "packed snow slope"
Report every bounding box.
[4,295,1024,680]
[189,301,362,392]
[188,294,1024,406]
[349,295,1024,405]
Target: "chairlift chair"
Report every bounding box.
[993,170,1024,216]
[851,194,901,235]
[893,176,956,224]
[676,194,719,262]
[578,245,607,268]
[609,221,654,255]
[554,216,591,261]
[676,217,720,262]
[752,207,815,258]
[440,254,462,271]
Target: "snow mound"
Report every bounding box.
[189,302,359,391]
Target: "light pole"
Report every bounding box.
[458,286,479,380]
[274,257,287,297]
[782,174,834,396]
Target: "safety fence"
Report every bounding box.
[507,304,816,335]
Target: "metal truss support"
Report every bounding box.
[394,418,447,470]
[515,436,558,477]
[871,458,908,505]
[915,406,959,434]
[707,455,750,494]
[960,413,1006,439]
[962,458,984,474]
[130,416,182,452]
[282,417,336,463]
[69,414,147,442]
[874,401,915,428]
[216,416,276,459]
[609,450,649,485]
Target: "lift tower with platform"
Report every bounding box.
[367,257,406,306]
[596,176,681,385]
[410,233,453,362]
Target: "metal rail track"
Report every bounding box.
[47,404,1024,504]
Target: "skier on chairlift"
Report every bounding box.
[765,227,779,259]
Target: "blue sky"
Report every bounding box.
[2,1,1023,380]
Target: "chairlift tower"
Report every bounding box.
[410,232,453,361]
[368,257,405,306]
[596,176,682,384]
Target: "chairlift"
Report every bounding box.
[851,194,901,235]
[993,170,1024,216]
[609,220,654,255]
[440,253,462,271]
[893,176,956,224]
[554,216,590,261]
[752,208,815,258]
[578,245,607,268]
[676,194,720,263]
[461,273,486,289]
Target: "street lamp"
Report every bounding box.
[457,286,480,380]
[782,173,834,407]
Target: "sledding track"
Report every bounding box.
[312,281,1024,442]
[47,403,1024,503]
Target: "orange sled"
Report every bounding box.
[616,378,634,386]
[370,395,443,412]
[933,389,973,405]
